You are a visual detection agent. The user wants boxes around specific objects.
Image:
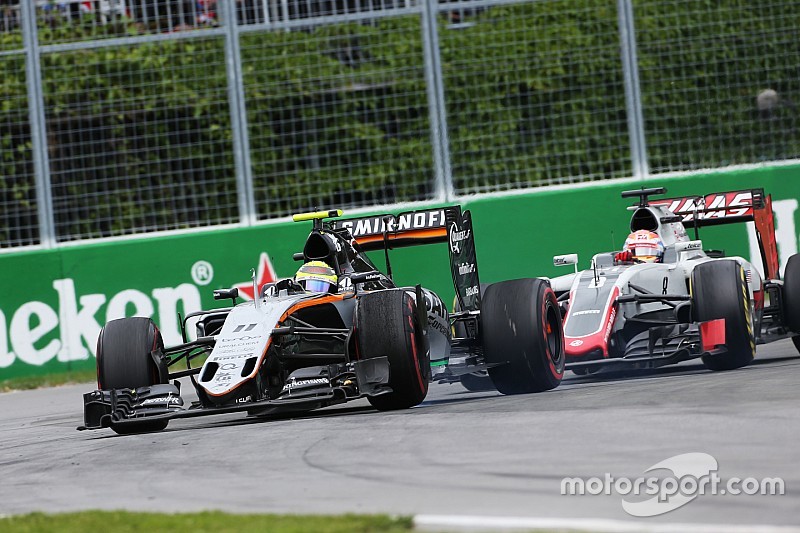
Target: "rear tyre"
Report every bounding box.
[692,260,755,371]
[781,254,800,341]
[356,290,430,410]
[96,317,169,433]
[482,279,565,394]
[782,253,800,354]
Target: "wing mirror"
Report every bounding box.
[553,254,579,273]
[213,288,239,303]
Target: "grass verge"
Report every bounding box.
[0,511,413,532]
[0,370,96,393]
[0,355,204,393]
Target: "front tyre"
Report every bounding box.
[481,278,565,394]
[692,260,755,371]
[96,317,169,434]
[780,254,800,354]
[356,290,430,410]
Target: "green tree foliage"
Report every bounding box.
[240,18,435,218]
[440,1,630,192]
[1,2,798,246]
[634,0,800,171]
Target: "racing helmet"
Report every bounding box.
[624,230,664,263]
[295,261,338,293]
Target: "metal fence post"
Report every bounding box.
[21,1,56,247]
[617,0,649,180]
[421,0,454,201]
[221,0,257,225]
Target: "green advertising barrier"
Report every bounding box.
[1,165,798,379]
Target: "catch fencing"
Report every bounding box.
[1,0,798,249]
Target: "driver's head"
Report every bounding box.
[295,261,338,293]
[624,230,664,263]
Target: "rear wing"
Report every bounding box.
[649,188,779,280]
[649,189,766,226]
[332,207,449,251]
[332,206,482,311]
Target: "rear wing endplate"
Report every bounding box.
[332,206,481,311]
[649,188,779,279]
[446,208,481,313]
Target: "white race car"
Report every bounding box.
[551,187,799,374]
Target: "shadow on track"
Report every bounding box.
[562,352,799,385]
[81,351,799,438]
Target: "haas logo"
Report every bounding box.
[654,191,755,221]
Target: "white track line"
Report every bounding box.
[413,514,800,533]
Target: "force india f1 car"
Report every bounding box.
[551,187,800,375]
[80,206,565,434]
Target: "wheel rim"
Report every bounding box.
[545,301,564,369]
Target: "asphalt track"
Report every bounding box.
[1,340,798,531]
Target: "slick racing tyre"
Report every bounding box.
[692,260,756,371]
[481,278,565,394]
[780,254,800,353]
[96,317,169,434]
[356,290,430,410]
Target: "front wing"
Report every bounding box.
[566,319,727,371]
[79,357,390,431]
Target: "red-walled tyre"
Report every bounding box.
[781,254,800,354]
[481,278,565,394]
[356,290,430,410]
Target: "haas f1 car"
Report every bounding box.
[551,187,800,374]
[80,206,565,434]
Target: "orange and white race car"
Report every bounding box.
[80,206,565,434]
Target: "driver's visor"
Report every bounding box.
[303,279,333,293]
[631,244,658,258]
